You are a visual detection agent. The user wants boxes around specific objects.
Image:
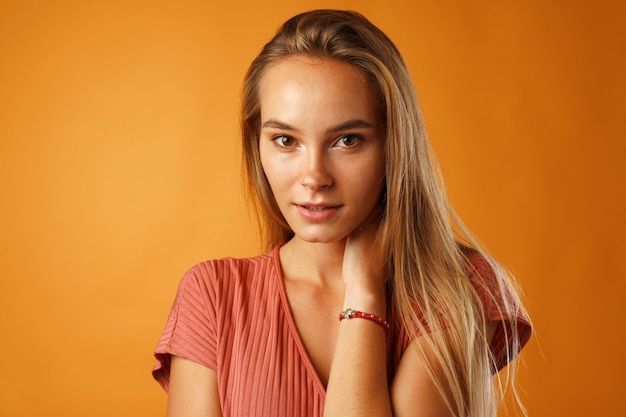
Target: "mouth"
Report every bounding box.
[294,203,342,222]
[296,203,341,210]
[300,205,335,211]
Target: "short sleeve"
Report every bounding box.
[465,252,532,371]
[152,262,219,391]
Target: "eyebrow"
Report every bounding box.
[261,119,376,133]
[330,119,376,132]
[262,119,298,131]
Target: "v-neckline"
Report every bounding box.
[270,245,328,398]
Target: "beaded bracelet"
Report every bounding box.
[338,308,390,330]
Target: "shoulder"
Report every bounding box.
[175,247,281,307]
[460,246,493,278]
[459,246,501,297]
[460,246,532,370]
[182,248,278,286]
[459,246,512,316]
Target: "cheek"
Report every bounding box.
[362,161,386,207]
[358,155,385,188]
[259,153,287,198]
[259,146,275,182]
[344,167,385,208]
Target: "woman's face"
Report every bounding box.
[258,55,386,244]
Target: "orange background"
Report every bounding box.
[1,1,624,416]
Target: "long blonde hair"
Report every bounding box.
[241,9,529,417]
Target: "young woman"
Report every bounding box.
[153,9,531,417]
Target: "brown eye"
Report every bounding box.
[274,135,296,147]
[335,135,361,147]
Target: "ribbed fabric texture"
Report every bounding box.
[153,246,530,417]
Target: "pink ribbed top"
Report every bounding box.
[153,246,530,417]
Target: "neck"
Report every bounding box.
[279,237,346,288]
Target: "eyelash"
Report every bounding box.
[270,134,363,149]
[334,134,362,147]
[272,135,296,148]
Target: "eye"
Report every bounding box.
[334,134,362,148]
[273,135,296,148]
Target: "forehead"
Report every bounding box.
[263,53,368,79]
[259,55,381,125]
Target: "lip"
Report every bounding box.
[294,203,342,222]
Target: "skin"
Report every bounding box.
[167,55,498,417]
[259,56,387,393]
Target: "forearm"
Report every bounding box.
[323,293,392,417]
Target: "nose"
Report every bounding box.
[300,149,333,190]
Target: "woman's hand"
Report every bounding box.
[324,217,392,417]
[341,218,386,312]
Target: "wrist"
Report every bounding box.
[339,308,390,331]
[342,285,387,317]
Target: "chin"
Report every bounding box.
[292,229,349,245]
